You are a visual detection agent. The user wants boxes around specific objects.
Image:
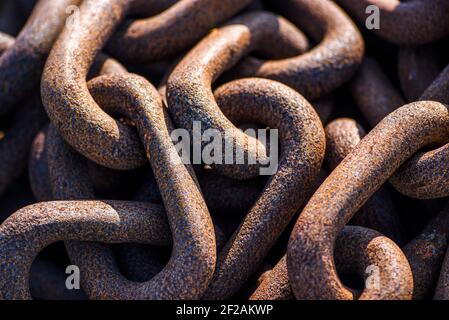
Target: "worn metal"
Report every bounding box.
[288,101,449,299]
[0,200,171,300]
[237,0,365,100]
[325,118,402,243]
[351,57,404,127]
[167,10,312,179]
[41,0,254,170]
[201,78,325,299]
[65,73,216,299]
[252,226,413,300]
[107,0,255,64]
[390,65,449,199]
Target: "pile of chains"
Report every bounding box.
[0,0,449,300]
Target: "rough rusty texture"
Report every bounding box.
[0,200,171,300]
[41,0,147,170]
[35,52,182,289]
[351,58,405,127]
[45,122,223,289]
[250,255,293,300]
[38,49,128,197]
[62,73,215,299]
[403,204,449,299]
[288,101,449,300]
[237,0,365,100]
[3,0,449,302]
[107,0,255,64]
[0,28,51,198]
[349,56,449,200]
[389,65,449,199]
[398,45,443,102]
[325,118,402,243]
[29,51,127,202]
[0,0,82,115]
[333,226,412,300]
[87,53,128,79]
[46,124,95,200]
[201,78,325,299]
[390,142,449,199]
[32,133,126,200]
[41,0,256,170]
[166,10,327,179]
[335,0,449,45]
[252,226,412,300]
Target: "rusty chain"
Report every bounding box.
[0,0,448,301]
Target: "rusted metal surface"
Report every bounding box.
[288,101,449,299]
[252,203,449,300]
[71,74,215,299]
[435,238,449,300]
[0,200,171,300]
[41,0,254,170]
[252,225,413,300]
[325,118,402,243]
[167,11,311,179]
[237,0,365,100]
[389,66,449,199]
[107,0,255,64]
[350,55,449,200]
[403,204,449,299]
[201,78,325,299]
[29,128,52,202]
[2,0,449,301]
[0,96,47,196]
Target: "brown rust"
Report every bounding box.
[201,78,325,299]
[252,226,412,300]
[0,200,171,300]
[237,0,365,100]
[166,11,310,179]
[65,73,216,299]
[390,65,449,199]
[107,0,255,64]
[167,4,360,178]
[350,57,449,200]
[41,0,256,170]
[325,118,402,243]
[403,204,449,299]
[288,101,449,299]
